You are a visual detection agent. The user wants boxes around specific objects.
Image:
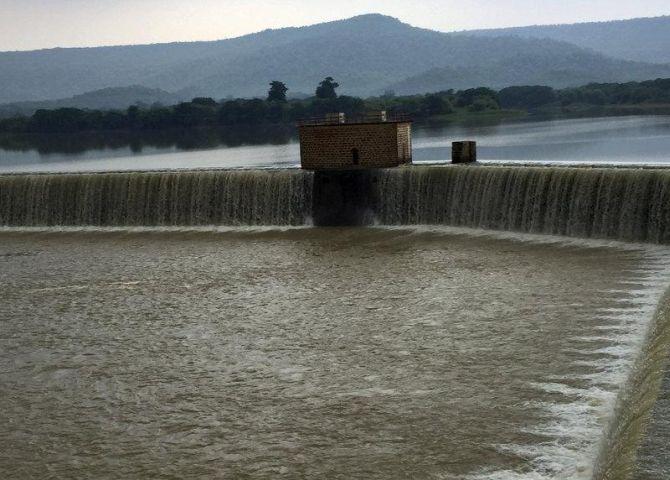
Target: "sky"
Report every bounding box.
[1,0,669,51]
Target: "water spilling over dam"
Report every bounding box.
[374,166,670,243]
[2,165,670,243]
[0,169,312,227]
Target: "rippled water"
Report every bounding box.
[1,228,669,479]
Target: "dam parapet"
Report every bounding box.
[2,165,670,244]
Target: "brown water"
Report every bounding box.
[1,227,669,479]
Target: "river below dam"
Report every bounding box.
[1,227,670,479]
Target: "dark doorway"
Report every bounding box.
[352,148,360,166]
[313,170,376,226]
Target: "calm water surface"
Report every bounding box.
[1,116,670,173]
[1,228,669,479]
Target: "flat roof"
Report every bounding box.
[298,120,413,128]
[297,113,412,127]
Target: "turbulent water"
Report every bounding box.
[0,228,669,479]
[2,166,670,244]
[2,165,670,478]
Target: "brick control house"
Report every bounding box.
[298,112,412,170]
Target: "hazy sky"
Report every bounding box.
[1,0,669,51]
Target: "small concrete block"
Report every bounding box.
[452,141,477,164]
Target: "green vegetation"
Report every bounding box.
[497,86,556,109]
[2,78,670,135]
[315,77,340,99]
[267,81,288,103]
[0,85,185,119]
[558,79,670,106]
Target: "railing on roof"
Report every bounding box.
[296,112,412,127]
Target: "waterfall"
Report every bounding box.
[0,169,313,227]
[373,166,670,243]
[2,165,670,243]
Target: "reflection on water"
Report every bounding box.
[412,115,670,164]
[1,228,669,479]
[0,125,298,172]
[1,116,670,172]
[0,125,295,155]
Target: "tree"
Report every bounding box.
[498,86,556,109]
[29,108,91,132]
[191,97,217,107]
[422,94,453,116]
[316,77,339,99]
[127,105,140,120]
[267,81,288,102]
[174,101,216,127]
[455,87,499,108]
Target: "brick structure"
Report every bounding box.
[298,112,412,170]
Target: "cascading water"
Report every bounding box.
[373,166,670,244]
[0,169,313,227]
[2,165,670,244]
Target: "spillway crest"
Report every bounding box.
[374,166,670,243]
[0,170,312,227]
[2,166,670,243]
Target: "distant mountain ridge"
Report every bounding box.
[1,14,669,104]
[458,15,670,64]
[386,51,670,95]
[0,86,187,118]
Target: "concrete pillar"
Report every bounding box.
[452,141,477,164]
[312,170,378,226]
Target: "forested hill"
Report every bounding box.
[2,14,670,104]
[460,15,670,64]
[4,79,670,136]
[0,86,187,118]
[386,56,670,96]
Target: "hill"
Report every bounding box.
[0,86,187,118]
[1,14,670,103]
[386,53,670,95]
[460,15,670,64]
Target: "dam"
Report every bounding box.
[2,165,670,243]
[1,163,670,480]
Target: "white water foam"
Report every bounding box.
[463,247,670,480]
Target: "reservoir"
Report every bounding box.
[1,116,670,172]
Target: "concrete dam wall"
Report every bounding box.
[2,165,670,243]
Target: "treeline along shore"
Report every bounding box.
[2,77,670,135]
